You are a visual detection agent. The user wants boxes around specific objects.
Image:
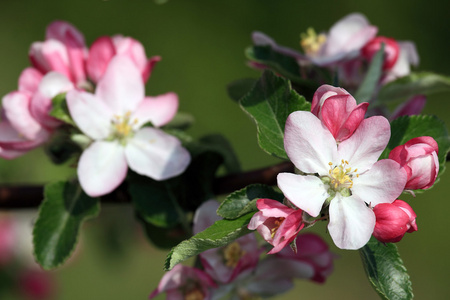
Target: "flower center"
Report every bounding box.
[328,160,359,191]
[223,241,245,268]
[184,287,205,300]
[110,111,138,142]
[270,217,285,239]
[300,27,326,56]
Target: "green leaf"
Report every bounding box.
[164,212,254,270]
[246,46,318,89]
[380,115,450,184]
[240,70,311,159]
[355,45,384,103]
[129,180,180,228]
[217,184,284,219]
[49,93,75,126]
[359,237,413,300]
[33,181,100,270]
[227,78,258,102]
[378,72,450,103]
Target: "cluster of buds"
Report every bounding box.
[151,200,335,299]
[247,84,438,251]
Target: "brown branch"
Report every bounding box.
[0,161,295,210]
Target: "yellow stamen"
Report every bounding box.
[300,28,326,56]
[223,242,245,268]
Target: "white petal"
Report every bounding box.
[66,90,113,140]
[277,173,328,217]
[131,93,179,128]
[284,111,337,175]
[328,194,375,250]
[338,116,390,172]
[95,55,144,114]
[352,159,407,207]
[125,127,191,181]
[78,141,128,197]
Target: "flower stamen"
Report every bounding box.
[300,27,326,56]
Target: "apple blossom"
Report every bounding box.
[247,198,304,254]
[277,110,407,249]
[382,41,419,84]
[362,36,400,71]
[311,84,369,142]
[300,13,377,66]
[373,200,417,243]
[87,35,161,84]
[66,55,191,197]
[389,136,439,190]
[276,233,335,283]
[194,200,261,283]
[390,95,426,120]
[150,264,217,300]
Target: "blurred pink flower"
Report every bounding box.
[193,200,261,284]
[276,233,335,283]
[248,198,304,254]
[67,55,190,197]
[389,136,439,190]
[362,36,400,71]
[150,264,216,300]
[373,200,418,243]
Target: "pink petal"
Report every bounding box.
[338,116,390,172]
[2,91,44,140]
[46,20,85,46]
[131,93,178,128]
[193,200,221,234]
[95,56,144,114]
[328,194,375,249]
[18,67,43,95]
[143,55,162,82]
[29,40,72,80]
[86,36,116,84]
[335,102,369,142]
[284,111,337,174]
[125,127,191,181]
[30,71,74,128]
[311,84,350,116]
[66,90,113,140]
[390,95,426,120]
[277,173,328,217]
[77,141,128,197]
[352,159,407,207]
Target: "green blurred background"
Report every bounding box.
[0,0,449,299]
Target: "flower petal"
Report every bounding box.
[277,173,328,217]
[18,67,43,95]
[95,55,144,114]
[352,159,407,207]
[131,93,178,128]
[77,141,127,197]
[66,90,113,140]
[338,116,390,172]
[328,194,375,249]
[125,127,191,181]
[86,36,116,84]
[284,111,337,174]
[2,91,44,140]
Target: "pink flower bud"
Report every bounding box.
[389,136,439,190]
[373,200,417,243]
[276,233,335,283]
[362,36,400,70]
[149,265,216,300]
[87,35,160,84]
[311,84,368,142]
[248,199,304,254]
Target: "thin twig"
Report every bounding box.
[0,161,295,210]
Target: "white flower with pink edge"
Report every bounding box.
[277,111,407,249]
[66,55,190,197]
